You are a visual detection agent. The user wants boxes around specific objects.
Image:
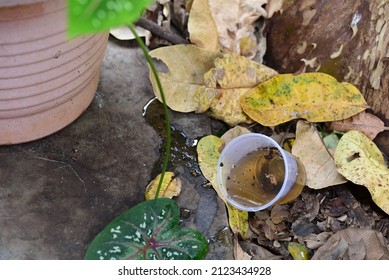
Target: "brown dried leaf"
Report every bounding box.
[312,228,389,260]
[234,236,252,260]
[292,120,347,189]
[208,0,268,58]
[327,111,386,140]
[300,232,333,250]
[188,0,219,50]
[240,240,283,260]
[220,125,251,144]
[266,0,286,18]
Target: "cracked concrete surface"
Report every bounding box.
[0,38,232,260]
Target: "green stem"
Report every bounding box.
[128,24,171,200]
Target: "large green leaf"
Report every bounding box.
[85,198,208,260]
[68,0,154,38]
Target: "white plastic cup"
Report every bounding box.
[216,133,300,212]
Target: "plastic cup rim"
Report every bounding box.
[216,133,296,212]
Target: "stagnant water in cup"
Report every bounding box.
[226,148,286,207]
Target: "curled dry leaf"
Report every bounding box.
[207,0,268,58]
[334,131,389,215]
[266,0,286,18]
[292,121,346,189]
[195,53,278,126]
[145,172,181,200]
[327,111,387,140]
[241,72,368,126]
[196,134,248,238]
[187,0,219,50]
[148,45,222,112]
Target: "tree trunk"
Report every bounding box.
[264,0,389,155]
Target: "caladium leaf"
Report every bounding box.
[85,198,208,260]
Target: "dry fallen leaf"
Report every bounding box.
[312,228,389,260]
[300,232,333,250]
[241,72,368,126]
[187,0,219,50]
[234,236,251,260]
[327,111,387,140]
[220,125,251,144]
[334,130,389,215]
[266,0,286,18]
[145,172,181,200]
[292,121,346,189]
[196,134,249,238]
[195,53,278,126]
[110,26,151,43]
[239,240,283,260]
[148,45,222,112]
[207,0,267,58]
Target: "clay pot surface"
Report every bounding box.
[0,0,108,144]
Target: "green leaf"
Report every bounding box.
[288,242,310,260]
[67,0,154,38]
[85,198,208,260]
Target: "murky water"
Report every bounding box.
[143,98,203,182]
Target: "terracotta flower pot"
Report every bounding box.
[0,0,109,144]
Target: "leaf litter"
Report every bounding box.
[142,0,389,260]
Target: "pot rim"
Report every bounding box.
[0,0,47,8]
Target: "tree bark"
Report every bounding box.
[264,0,389,155]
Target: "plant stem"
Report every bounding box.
[128,24,171,200]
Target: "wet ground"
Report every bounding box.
[0,38,233,260]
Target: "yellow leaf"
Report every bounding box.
[334,131,389,215]
[148,45,222,112]
[188,0,219,50]
[197,134,249,238]
[241,72,368,126]
[226,204,249,239]
[145,172,181,200]
[197,135,224,189]
[195,53,278,126]
[292,121,346,189]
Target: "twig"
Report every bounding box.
[135,17,188,45]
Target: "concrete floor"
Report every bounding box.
[0,38,233,260]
